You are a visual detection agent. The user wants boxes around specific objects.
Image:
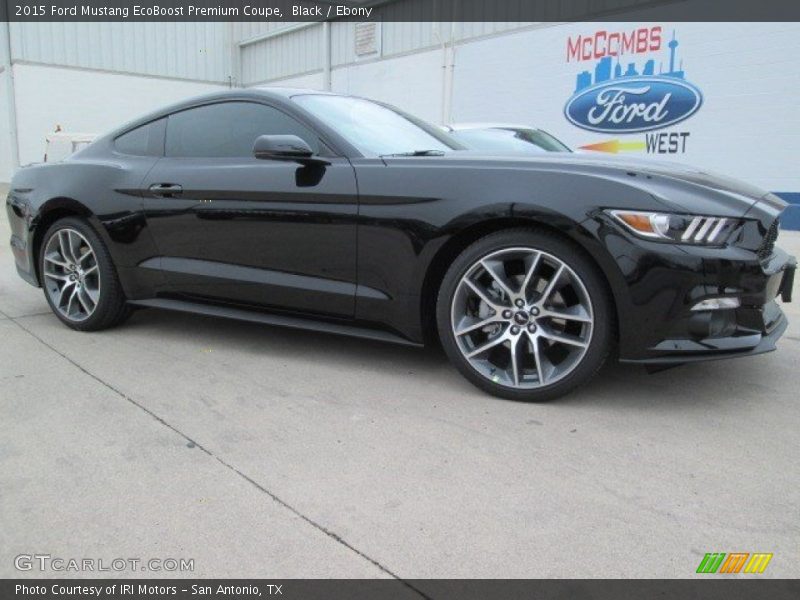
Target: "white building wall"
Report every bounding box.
[10,63,226,173]
[232,21,290,46]
[9,22,231,83]
[454,22,535,41]
[239,21,541,87]
[449,22,800,194]
[330,49,444,124]
[248,24,448,124]
[0,21,233,182]
[240,24,322,85]
[0,71,12,179]
[260,71,325,90]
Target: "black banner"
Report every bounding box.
[3,579,800,600]
[2,0,800,22]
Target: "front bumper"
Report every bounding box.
[623,309,788,365]
[622,247,795,364]
[587,213,795,365]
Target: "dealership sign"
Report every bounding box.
[564,26,703,137]
[565,77,702,133]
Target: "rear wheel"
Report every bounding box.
[39,217,132,331]
[437,229,613,402]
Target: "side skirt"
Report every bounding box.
[127,297,422,348]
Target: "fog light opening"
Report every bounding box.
[691,297,741,311]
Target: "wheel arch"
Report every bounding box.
[419,216,622,347]
[31,197,93,285]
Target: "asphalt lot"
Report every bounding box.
[1,183,799,579]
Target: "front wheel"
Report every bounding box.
[436,229,614,402]
[39,217,132,331]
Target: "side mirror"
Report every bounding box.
[253,134,314,162]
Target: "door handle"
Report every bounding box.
[149,183,183,197]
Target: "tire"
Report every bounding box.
[436,228,614,402]
[39,217,132,331]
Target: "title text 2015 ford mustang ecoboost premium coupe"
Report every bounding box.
[6,89,796,401]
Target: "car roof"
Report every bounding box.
[107,87,343,138]
[251,86,340,98]
[166,87,340,105]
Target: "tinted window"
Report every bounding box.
[166,102,320,158]
[114,119,164,156]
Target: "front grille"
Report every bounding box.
[757,219,779,260]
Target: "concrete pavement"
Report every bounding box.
[1,186,798,579]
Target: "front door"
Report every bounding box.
[141,100,358,318]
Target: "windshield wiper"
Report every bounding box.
[380,149,446,157]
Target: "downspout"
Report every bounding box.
[435,0,457,125]
[1,16,20,175]
[225,22,240,88]
[443,16,456,126]
[322,21,331,91]
[434,25,447,123]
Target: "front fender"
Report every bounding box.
[352,158,667,343]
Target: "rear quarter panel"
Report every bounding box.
[10,154,164,298]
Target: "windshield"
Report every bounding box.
[293,94,462,157]
[451,127,571,154]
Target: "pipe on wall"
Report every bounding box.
[1,18,20,172]
[225,22,240,87]
[323,22,332,91]
[436,2,458,125]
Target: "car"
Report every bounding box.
[445,123,572,154]
[6,88,796,402]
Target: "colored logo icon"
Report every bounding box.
[696,552,773,574]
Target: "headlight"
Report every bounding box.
[606,210,738,245]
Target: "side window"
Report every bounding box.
[114,119,165,156]
[165,102,321,158]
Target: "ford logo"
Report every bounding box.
[564,77,703,133]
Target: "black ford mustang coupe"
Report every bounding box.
[6,89,796,401]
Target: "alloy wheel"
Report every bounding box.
[42,228,101,322]
[450,247,594,389]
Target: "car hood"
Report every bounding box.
[394,152,783,218]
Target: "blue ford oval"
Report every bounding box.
[564,76,703,133]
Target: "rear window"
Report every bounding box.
[114,119,165,156]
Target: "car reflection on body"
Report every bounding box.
[444,123,572,154]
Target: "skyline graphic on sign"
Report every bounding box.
[574,31,686,93]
